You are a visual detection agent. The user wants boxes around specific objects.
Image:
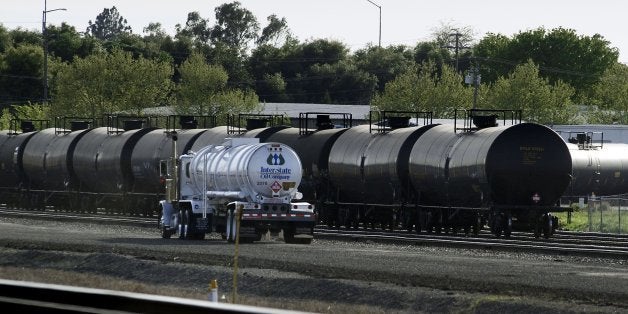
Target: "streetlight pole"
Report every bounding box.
[42,0,66,104]
[366,0,381,47]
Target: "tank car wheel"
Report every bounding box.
[491,214,503,237]
[543,213,553,239]
[503,213,513,238]
[472,214,482,236]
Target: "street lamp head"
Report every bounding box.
[45,8,67,13]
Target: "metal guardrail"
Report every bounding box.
[0,279,305,314]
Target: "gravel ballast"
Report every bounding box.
[1,216,627,313]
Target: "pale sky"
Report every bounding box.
[2,0,627,63]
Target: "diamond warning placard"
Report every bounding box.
[270,181,282,193]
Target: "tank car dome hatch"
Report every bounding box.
[246,118,269,130]
[20,121,36,133]
[70,121,90,131]
[388,116,411,129]
[315,115,334,130]
[472,114,498,129]
[179,116,198,129]
[122,119,144,131]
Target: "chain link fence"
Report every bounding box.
[582,197,628,234]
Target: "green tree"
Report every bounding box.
[46,23,94,62]
[0,44,43,105]
[210,1,260,52]
[372,62,472,117]
[0,103,50,130]
[175,12,211,46]
[306,60,377,105]
[257,14,291,46]
[86,6,132,40]
[483,60,576,124]
[256,72,287,102]
[353,45,415,92]
[587,63,628,124]
[8,28,41,47]
[474,27,618,94]
[176,52,229,115]
[207,89,259,124]
[0,24,11,53]
[51,49,173,118]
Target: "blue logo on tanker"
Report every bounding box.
[267,153,285,165]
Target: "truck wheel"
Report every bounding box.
[161,226,171,239]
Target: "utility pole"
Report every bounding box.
[445,32,469,72]
[465,58,481,109]
[366,0,382,47]
[42,0,66,104]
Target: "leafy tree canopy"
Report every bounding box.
[86,6,132,41]
[474,27,619,94]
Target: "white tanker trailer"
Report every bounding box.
[159,136,315,244]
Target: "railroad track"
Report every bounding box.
[314,226,628,259]
[2,208,628,258]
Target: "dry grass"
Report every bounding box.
[0,267,389,313]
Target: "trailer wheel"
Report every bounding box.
[178,210,188,239]
[161,226,172,239]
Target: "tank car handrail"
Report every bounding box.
[298,112,353,135]
[564,131,604,150]
[9,119,49,134]
[53,117,95,134]
[368,110,433,133]
[163,115,217,131]
[227,113,287,134]
[454,109,522,133]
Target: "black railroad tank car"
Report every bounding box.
[325,124,438,228]
[72,126,155,196]
[264,127,349,205]
[131,128,207,194]
[0,130,38,208]
[409,122,572,236]
[189,126,233,151]
[21,127,92,191]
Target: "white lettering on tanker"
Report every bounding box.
[259,166,292,180]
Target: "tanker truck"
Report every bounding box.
[159,135,315,244]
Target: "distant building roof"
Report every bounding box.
[258,102,371,120]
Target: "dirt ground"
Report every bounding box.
[1,217,627,313]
